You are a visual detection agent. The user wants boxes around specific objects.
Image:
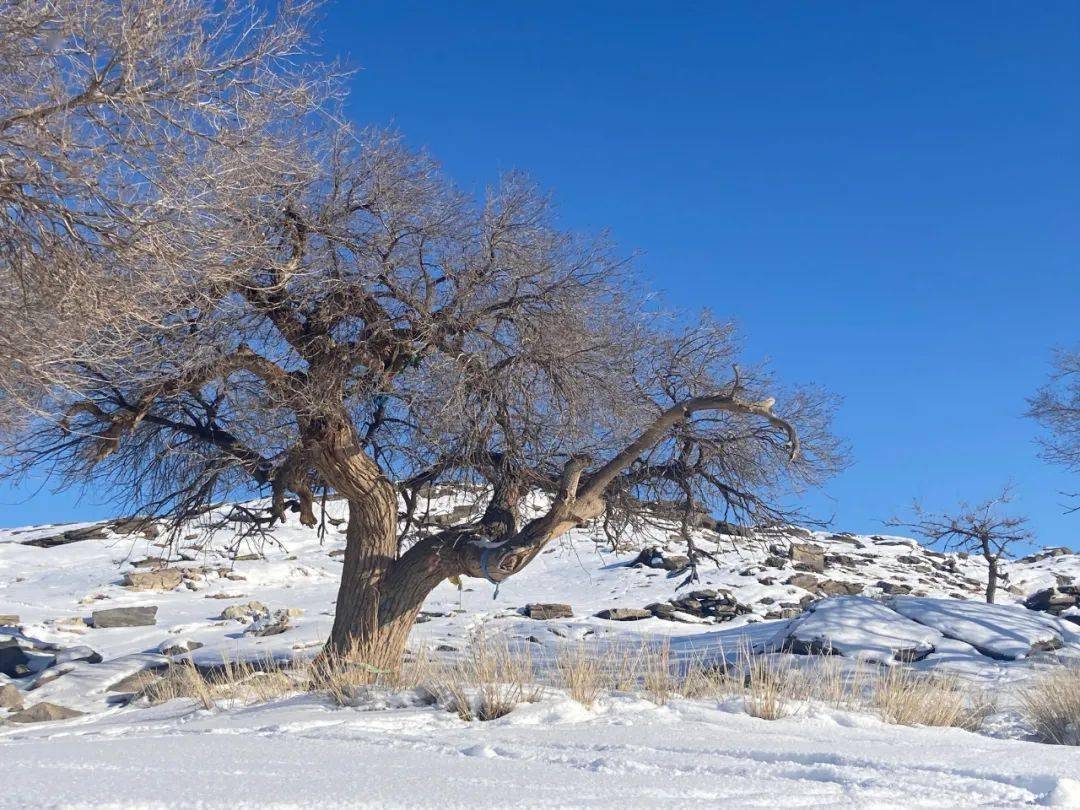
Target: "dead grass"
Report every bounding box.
[865,666,991,730]
[134,635,1007,735]
[428,632,544,721]
[1020,665,1080,745]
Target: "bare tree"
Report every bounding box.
[0,0,845,670]
[1029,347,1080,501]
[889,490,1031,603]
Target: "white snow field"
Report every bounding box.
[2,494,1080,807]
[3,693,1080,809]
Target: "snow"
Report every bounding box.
[2,499,1079,807]
[888,596,1077,661]
[3,693,1080,808]
[782,596,942,663]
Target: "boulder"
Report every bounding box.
[106,669,165,693]
[219,601,268,622]
[877,580,913,595]
[818,580,863,597]
[123,569,184,591]
[785,573,821,592]
[0,614,19,626]
[1025,588,1077,614]
[595,608,652,621]
[91,606,158,628]
[158,639,204,656]
[0,683,23,710]
[631,547,689,572]
[8,702,85,724]
[790,543,825,573]
[524,603,573,620]
[763,555,787,569]
[0,638,30,677]
[244,610,290,636]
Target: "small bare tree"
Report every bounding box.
[0,0,845,670]
[1029,347,1080,502]
[890,490,1031,603]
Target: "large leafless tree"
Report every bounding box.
[0,0,844,669]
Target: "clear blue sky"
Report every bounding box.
[3,2,1078,550]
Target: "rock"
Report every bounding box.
[158,639,204,656]
[631,547,689,572]
[595,608,652,621]
[0,683,23,710]
[818,580,863,597]
[54,645,102,665]
[790,543,825,573]
[877,580,913,595]
[763,555,787,569]
[524,603,573,620]
[785,573,820,592]
[106,669,165,693]
[232,553,262,562]
[1025,589,1077,614]
[21,524,109,548]
[91,606,158,628]
[782,636,838,656]
[219,601,268,622]
[244,610,290,636]
[0,614,19,626]
[123,568,184,591]
[130,557,171,568]
[8,702,85,724]
[0,638,31,677]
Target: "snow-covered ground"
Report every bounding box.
[4,693,1080,808]
[2,494,1079,807]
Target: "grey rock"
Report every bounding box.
[91,606,158,628]
[159,639,204,656]
[524,603,573,620]
[876,580,913,595]
[244,610,290,636]
[8,702,85,723]
[595,608,652,621]
[818,579,864,597]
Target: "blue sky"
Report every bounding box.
[3,2,1078,549]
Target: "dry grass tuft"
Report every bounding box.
[428,632,544,721]
[866,666,990,730]
[1020,666,1080,745]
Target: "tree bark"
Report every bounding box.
[983,544,998,604]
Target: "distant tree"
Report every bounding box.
[889,490,1031,604]
[0,0,845,670]
[1029,347,1080,499]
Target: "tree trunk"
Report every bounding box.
[982,543,997,604]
